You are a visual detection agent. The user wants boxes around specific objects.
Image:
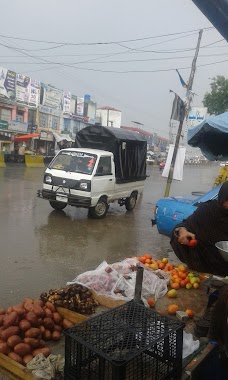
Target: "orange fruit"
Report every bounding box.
[180,280,186,288]
[167,289,177,298]
[184,278,190,285]
[158,262,165,270]
[167,304,179,315]
[178,271,187,280]
[186,309,194,318]
[148,298,156,308]
[171,282,180,290]
[139,257,146,264]
[143,254,152,260]
[145,259,151,264]
[193,283,199,289]
[186,283,192,289]
[178,264,187,272]
[145,263,150,268]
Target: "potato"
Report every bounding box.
[54,324,62,333]
[25,328,41,339]
[0,342,8,354]
[39,325,45,336]
[52,331,61,342]
[7,335,22,348]
[24,338,40,348]
[43,318,54,331]
[3,312,19,328]
[8,351,23,364]
[43,329,52,341]
[39,339,45,348]
[33,299,44,308]
[6,306,13,314]
[44,308,53,318]
[19,319,31,332]
[24,303,34,313]
[45,302,56,313]
[0,326,20,341]
[14,343,31,356]
[0,326,6,334]
[32,347,50,358]
[26,312,38,327]
[0,315,5,327]
[52,312,62,325]
[23,298,34,305]
[12,305,26,317]
[33,305,45,318]
[62,319,74,329]
[23,354,33,365]
[0,309,5,316]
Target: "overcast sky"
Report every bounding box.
[0,0,227,138]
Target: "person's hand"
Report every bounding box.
[178,228,196,245]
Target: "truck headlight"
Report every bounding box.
[80,182,88,190]
[44,175,52,184]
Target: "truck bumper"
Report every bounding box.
[37,189,91,208]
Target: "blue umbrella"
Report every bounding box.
[187,112,228,161]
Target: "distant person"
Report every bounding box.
[18,145,25,155]
[38,146,45,155]
[170,181,228,276]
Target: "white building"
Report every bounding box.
[96,106,122,128]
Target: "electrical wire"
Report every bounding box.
[0,27,214,46]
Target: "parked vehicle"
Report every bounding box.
[38,126,147,219]
[152,185,221,237]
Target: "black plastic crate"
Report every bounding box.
[64,300,184,380]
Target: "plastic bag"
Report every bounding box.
[67,258,170,305]
[182,331,200,359]
[26,353,64,380]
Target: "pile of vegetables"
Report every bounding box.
[0,297,74,365]
[40,284,99,315]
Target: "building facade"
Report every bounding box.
[96,106,122,128]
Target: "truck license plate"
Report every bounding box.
[56,195,68,202]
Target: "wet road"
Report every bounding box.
[0,163,218,308]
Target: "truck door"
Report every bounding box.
[92,156,115,198]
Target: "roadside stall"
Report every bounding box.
[1,254,226,380]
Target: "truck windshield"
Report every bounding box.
[49,151,97,175]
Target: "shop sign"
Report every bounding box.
[0,120,8,129]
[0,67,16,100]
[28,79,40,107]
[40,131,53,141]
[16,74,30,103]
[8,120,28,132]
[76,97,84,116]
[63,91,71,114]
[41,84,63,110]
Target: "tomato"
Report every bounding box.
[188,239,198,247]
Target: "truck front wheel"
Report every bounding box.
[125,193,137,211]
[88,198,108,219]
[49,201,67,210]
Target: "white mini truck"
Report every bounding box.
[38,126,147,218]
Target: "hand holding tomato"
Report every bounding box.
[187,239,198,247]
[178,228,196,245]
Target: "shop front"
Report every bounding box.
[0,130,14,153]
[34,131,55,156]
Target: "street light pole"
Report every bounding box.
[164,29,203,198]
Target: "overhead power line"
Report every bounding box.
[0,27,214,46]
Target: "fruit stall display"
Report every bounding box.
[137,253,208,322]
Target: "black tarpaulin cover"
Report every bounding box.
[75,125,147,183]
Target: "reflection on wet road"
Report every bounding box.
[0,164,218,307]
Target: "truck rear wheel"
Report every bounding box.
[125,193,137,211]
[49,200,67,210]
[88,198,108,219]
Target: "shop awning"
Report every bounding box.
[52,132,74,143]
[13,133,40,142]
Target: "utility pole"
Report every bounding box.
[164,29,203,197]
